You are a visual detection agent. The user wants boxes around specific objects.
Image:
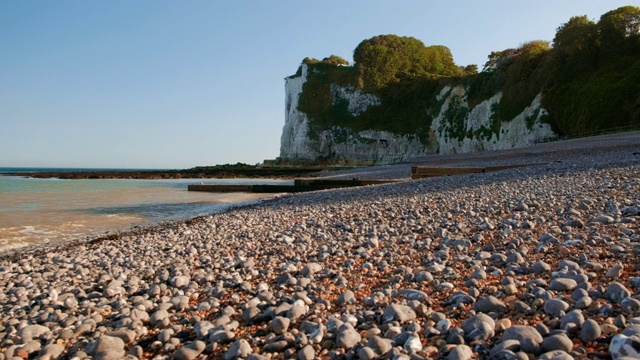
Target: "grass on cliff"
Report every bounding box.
[295,6,640,142]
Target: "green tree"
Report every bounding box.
[598,6,640,61]
[423,45,461,76]
[321,55,349,66]
[462,64,479,75]
[553,16,598,53]
[353,35,459,91]
[483,41,549,73]
[482,48,518,72]
[552,15,599,72]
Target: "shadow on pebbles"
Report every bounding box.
[1,146,640,360]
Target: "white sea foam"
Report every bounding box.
[0,177,285,251]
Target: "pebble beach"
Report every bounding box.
[1,133,640,360]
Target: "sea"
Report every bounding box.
[0,168,291,252]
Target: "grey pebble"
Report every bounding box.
[298,344,315,360]
[367,335,392,355]
[337,290,356,305]
[86,335,126,360]
[461,313,495,342]
[474,295,507,313]
[357,346,376,360]
[606,282,632,303]
[173,340,205,360]
[549,278,577,291]
[542,333,573,352]
[544,298,570,317]
[225,339,252,360]
[335,323,361,349]
[580,319,602,343]
[271,316,290,335]
[538,350,574,360]
[39,344,65,360]
[194,321,214,340]
[446,344,473,360]
[382,304,416,324]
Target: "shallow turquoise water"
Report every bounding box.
[0,172,289,251]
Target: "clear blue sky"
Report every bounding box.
[0,1,633,169]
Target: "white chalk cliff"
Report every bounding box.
[280,65,557,163]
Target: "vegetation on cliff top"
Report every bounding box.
[294,5,640,139]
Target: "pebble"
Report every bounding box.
[473,295,507,313]
[336,324,361,350]
[337,290,356,305]
[544,298,570,317]
[173,340,205,360]
[224,339,252,360]
[538,350,574,360]
[461,313,495,342]
[580,319,602,343]
[0,139,638,360]
[194,321,214,340]
[549,278,577,291]
[610,333,640,359]
[606,282,632,303]
[542,333,573,352]
[86,335,126,360]
[298,344,315,360]
[368,335,392,355]
[382,304,416,324]
[502,325,543,352]
[447,344,473,360]
[404,334,422,354]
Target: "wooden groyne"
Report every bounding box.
[188,164,544,193]
[411,163,543,179]
[188,178,401,193]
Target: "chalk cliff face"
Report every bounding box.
[281,65,315,160]
[280,65,557,163]
[431,86,556,154]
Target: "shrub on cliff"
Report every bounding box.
[294,5,639,142]
[353,35,461,91]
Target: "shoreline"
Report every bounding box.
[1,132,639,359]
[1,165,336,180]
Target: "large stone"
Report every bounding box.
[474,295,507,313]
[542,334,573,352]
[502,325,543,345]
[382,304,417,324]
[581,319,602,343]
[225,339,252,360]
[300,262,322,277]
[173,341,206,360]
[549,278,577,291]
[539,350,574,360]
[18,324,51,343]
[336,324,361,350]
[337,290,356,305]
[560,309,585,332]
[368,335,393,355]
[271,316,290,335]
[461,313,495,342]
[86,335,126,360]
[403,334,422,354]
[610,333,640,359]
[396,289,429,301]
[39,344,65,360]
[543,298,570,317]
[298,344,315,360]
[447,344,473,360]
[194,321,215,340]
[105,329,136,343]
[606,282,632,303]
